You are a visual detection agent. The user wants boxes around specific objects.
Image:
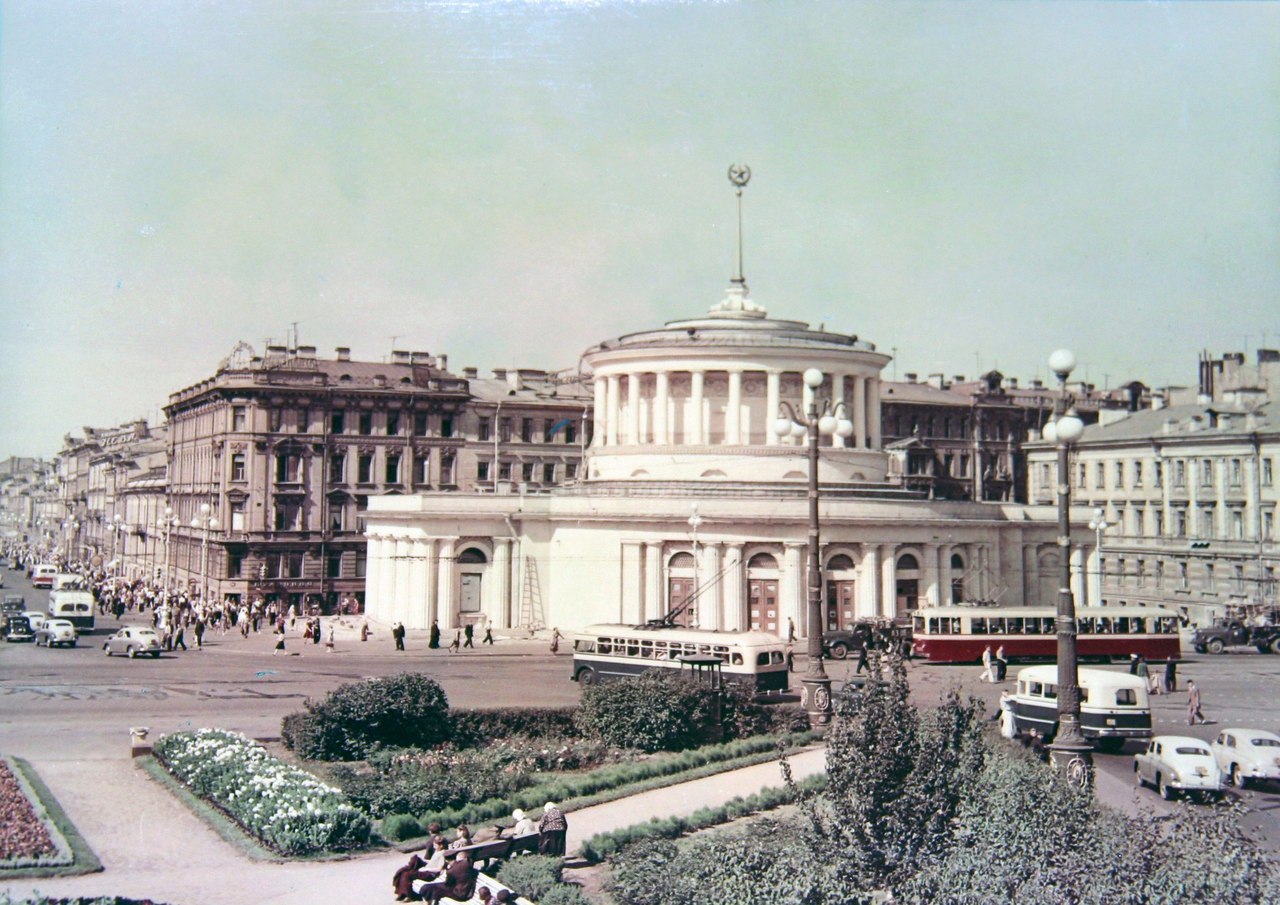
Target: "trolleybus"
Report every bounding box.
[911,605,1181,663]
[1010,664,1153,751]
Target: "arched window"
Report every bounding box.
[668,552,695,568]
[747,552,778,570]
[950,553,965,570]
[827,554,855,571]
[458,548,488,564]
[897,553,920,571]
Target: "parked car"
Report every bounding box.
[1211,728,1280,789]
[34,618,78,648]
[1134,735,1224,801]
[103,626,162,658]
[4,614,34,642]
[1192,620,1280,655]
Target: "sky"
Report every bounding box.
[2,0,1278,457]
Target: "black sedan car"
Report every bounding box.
[4,614,35,642]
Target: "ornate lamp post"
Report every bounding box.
[1089,507,1114,607]
[191,503,219,606]
[107,514,127,578]
[688,503,703,628]
[156,507,180,593]
[773,367,855,730]
[1043,349,1091,788]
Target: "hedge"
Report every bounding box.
[281,673,450,760]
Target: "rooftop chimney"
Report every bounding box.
[296,345,316,358]
[926,373,946,389]
[463,367,478,379]
[903,372,918,383]
[409,351,433,366]
[391,350,411,364]
[335,347,351,361]
[1008,377,1019,389]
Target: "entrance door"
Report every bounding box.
[826,581,855,631]
[668,577,695,627]
[748,579,779,633]
[895,579,918,616]
[459,573,482,614]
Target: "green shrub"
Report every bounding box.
[448,708,578,747]
[379,812,422,842]
[574,671,717,752]
[536,884,593,905]
[281,673,450,760]
[494,854,563,900]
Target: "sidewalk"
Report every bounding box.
[1,745,827,905]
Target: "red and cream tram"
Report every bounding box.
[911,605,1181,664]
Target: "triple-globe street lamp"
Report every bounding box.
[107,513,128,579]
[191,503,219,607]
[1089,508,1114,608]
[1042,349,1091,788]
[773,367,855,730]
[156,507,181,594]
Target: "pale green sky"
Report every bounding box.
[2,0,1277,456]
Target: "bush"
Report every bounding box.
[494,854,563,900]
[448,708,577,747]
[574,672,717,752]
[536,885,593,905]
[281,673,450,760]
[379,813,422,842]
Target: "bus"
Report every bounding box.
[570,623,790,693]
[911,605,1181,664]
[48,589,95,632]
[1009,664,1153,751]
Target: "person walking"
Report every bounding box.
[193,617,205,650]
[1187,679,1204,725]
[550,627,563,654]
[463,623,474,649]
[273,627,286,656]
[994,644,1007,682]
[1164,658,1178,693]
[360,619,369,642]
[173,621,187,652]
[538,802,568,856]
[392,621,406,651]
[483,625,494,645]
[429,620,441,649]
[448,630,461,653]
[787,618,797,643]
[979,645,994,683]
[311,617,321,646]
[325,622,335,653]
[855,643,869,675]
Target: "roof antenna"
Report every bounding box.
[728,163,751,290]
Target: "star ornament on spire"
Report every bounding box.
[710,163,766,318]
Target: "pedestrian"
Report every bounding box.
[273,628,286,656]
[392,621,406,651]
[994,644,1007,682]
[1164,658,1178,694]
[429,619,441,649]
[325,622,335,652]
[483,625,494,645]
[1128,653,1140,675]
[1187,679,1204,725]
[173,621,187,652]
[1134,655,1148,684]
[463,623,474,649]
[787,618,797,643]
[448,631,461,654]
[979,645,994,683]
[311,617,321,645]
[360,620,369,642]
[537,802,568,856]
[855,643,869,675]
[550,627,563,654]
[193,617,205,650]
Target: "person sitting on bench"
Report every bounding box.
[423,851,477,903]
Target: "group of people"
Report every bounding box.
[1127,652,1178,696]
[391,804,568,902]
[978,644,1009,683]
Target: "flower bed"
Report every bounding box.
[152,729,370,855]
[0,757,73,869]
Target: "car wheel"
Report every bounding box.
[69,641,76,648]
[1158,774,1175,800]
[1270,638,1280,656]
[1134,763,1146,788]
[1207,639,1226,654]
[1194,644,1207,654]
[1231,765,1249,789]
[104,644,111,656]
[829,642,849,660]
[576,667,597,686]
[151,651,160,659]
[128,646,137,659]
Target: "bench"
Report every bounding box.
[443,832,542,870]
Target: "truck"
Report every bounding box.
[1191,620,1280,655]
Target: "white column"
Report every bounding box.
[726,370,742,445]
[605,375,620,447]
[407,539,429,629]
[621,542,643,624]
[626,373,641,446]
[1087,545,1102,608]
[699,542,722,630]
[690,371,705,445]
[922,542,940,606]
[437,537,457,631]
[422,539,438,626]
[783,543,806,636]
[858,545,881,619]
[868,377,882,448]
[494,538,513,628]
[853,375,867,449]
[880,544,897,618]
[832,374,848,447]
[940,545,954,605]
[654,372,670,446]
[722,544,744,631]
[381,537,400,624]
[765,371,780,446]
[645,541,664,623]
[365,535,386,621]
[1069,545,1086,606]
[593,379,607,448]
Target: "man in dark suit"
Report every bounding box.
[423,851,477,903]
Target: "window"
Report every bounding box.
[1095,462,1105,488]
[1154,460,1163,486]
[355,552,367,578]
[386,412,400,436]
[327,553,342,579]
[275,453,300,483]
[1266,512,1275,541]
[1201,459,1213,486]
[329,453,345,483]
[287,553,304,578]
[1231,458,1242,486]
[564,422,577,443]
[1232,509,1244,540]
[230,500,245,532]
[521,462,534,482]
[330,505,344,532]
[479,418,491,442]
[296,409,308,432]
[521,418,534,442]
[227,551,243,579]
[498,461,512,481]
[270,409,284,432]
[385,453,401,484]
[1235,565,1245,593]
[232,406,247,431]
[1179,562,1189,589]
[499,418,512,442]
[414,412,429,436]
[1175,460,1186,487]
[355,494,368,531]
[1114,461,1124,489]
[440,416,454,438]
[478,461,491,482]
[1155,560,1164,588]
[274,501,302,531]
[1133,460,1143,486]
[1175,508,1187,538]
[1205,563,1215,590]
[566,463,578,480]
[1153,508,1164,537]
[359,412,373,435]
[230,453,246,482]
[440,451,455,484]
[414,453,429,484]
[358,454,373,484]
[1264,458,1274,486]
[543,462,556,483]
[330,410,346,434]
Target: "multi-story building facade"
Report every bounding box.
[0,457,60,547]
[162,343,591,612]
[1026,398,1278,625]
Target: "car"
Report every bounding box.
[823,621,913,660]
[1211,728,1280,789]
[103,626,163,658]
[34,618,77,648]
[22,611,47,634]
[3,615,34,642]
[1134,735,1224,801]
[2,594,24,617]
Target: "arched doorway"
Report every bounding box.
[1037,550,1060,607]
[950,552,966,604]
[746,552,780,633]
[825,553,856,631]
[457,547,488,623]
[666,552,696,627]
[895,553,920,616]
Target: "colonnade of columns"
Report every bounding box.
[365,533,516,631]
[592,368,882,450]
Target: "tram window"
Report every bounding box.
[1008,618,1024,634]
[653,641,667,656]
[697,644,711,655]
[928,618,940,634]
[1131,618,1147,634]
[989,619,1004,635]
[914,616,925,634]
[598,640,612,654]
[1115,617,1131,634]
[577,640,595,653]
[1030,682,1043,696]
[972,618,988,635]
[940,617,960,634]
[626,643,639,656]
[1043,618,1057,633]
[771,651,784,664]
[1077,618,1092,634]
[1044,684,1058,700]
[640,641,654,659]
[731,653,744,665]
[757,652,770,666]
[1080,688,1090,703]
[1116,689,1137,706]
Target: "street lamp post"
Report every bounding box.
[191,503,219,607]
[773,367,855,730]
[1089,507,1114,607]
[108,514,126,579]
[688,504,703,628]
[157,507,180,594]
[1043,349,1091,789]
